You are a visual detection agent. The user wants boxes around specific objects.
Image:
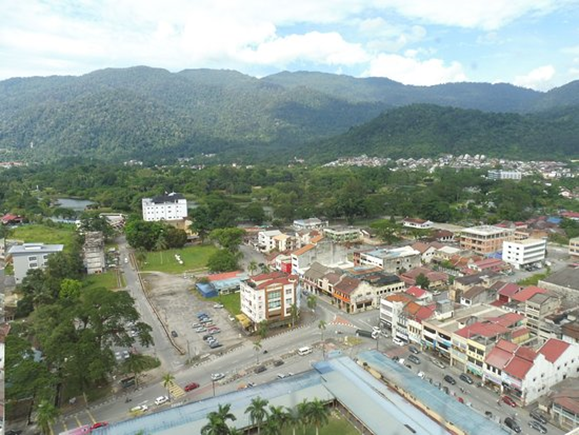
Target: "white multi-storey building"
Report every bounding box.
[142,192,188,222]
[488,170,522,181]
[354,246,421,274]
[8,243,64,283]
[502,238,546,270]
[240,272,299,328]
[257,230,282,252]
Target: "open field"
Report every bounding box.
[10,224,77,249]
[83,271,123,291]
[142,245,218,274]
[208,292,242,316]
[281,413,359,435]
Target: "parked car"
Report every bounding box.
[417,371,425,379]
[277,373,287,379]
[485,411,493,418]
[196,312,208,318]
[409,345,420,354]
[273,360,284,366]
[530,410,548,425]
[200,318,213,324]
[130,404,149,413]
[391,355,400,362]
[502,395,517,407]
[393,337,405,346]
[192,323,201,328]
[459,373,474,384]
[528,420,547,434]
[408,355,421,365]
[430,357,446,369]
[90,422,109,430]
[444,375,456,385]
[195,327,207,333]
[209,341,222,349]
[155,395,169,406]
[254,365,267,374]
[208,327,221,334]
[372,326,381,333]
[184,382,200,392]
[504,417,521,433]
[211,373,225,381]
[213,303,224,309]
[171,330,178,338]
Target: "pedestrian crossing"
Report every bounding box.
[164,381,186,399]
[330,314,356,328]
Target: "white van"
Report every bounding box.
[393,337,405,346]
[297,346,312,356]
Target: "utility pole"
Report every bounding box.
[212,379,216,397]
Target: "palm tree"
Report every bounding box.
[307,399,330,435]
[253,340,262,365]
[307,294,317,311]
[260,263,271,274]
[248,260,258,276]
[35,400,60,435]
[154,234,168,264]
[318,320,327,359]
[296,400,310,435]
[162,372,175,398]
[245,397,269,435]
[289,303,299,328]
[124,353,150,387]
[135,248,147,267]
[286,406,301,435]
[268,405,289,433]
[261,419,282,435]
[201,403,236,435]
[258,320,268,340]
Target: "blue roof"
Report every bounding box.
[195,282,218,298]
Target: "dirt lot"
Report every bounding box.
[143,272,245,358]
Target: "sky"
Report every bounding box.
[1,0,579,91]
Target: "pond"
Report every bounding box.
[56,197,95,211]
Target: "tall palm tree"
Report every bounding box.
[154,234,168,264]
[307,294,317,311]
[261,419,282,435]
[286,406,301,435]
[260,263,271,274]
[162,372,175,398]
[35,400,60,435]
[268,405,289,433]
[124,353,149,388]
[245,396,269,435]
[201,403,236,435]
[258,320,268,340]
[296,400,310,435]
[307,399,330,435]
[318,320,327,359]
[248,260,258,276]
[289,303,299,328]
[253,339,262,365]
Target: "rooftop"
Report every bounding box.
[539,338,571,363]
[539,266,579,290]
[363,246,420,260]
[461,225,514,236]
[8,242,64,255]
[149,192,185,204]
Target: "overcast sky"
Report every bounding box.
[2,0,579,90]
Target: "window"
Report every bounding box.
[28,256,37,261]
[29,262,38,268]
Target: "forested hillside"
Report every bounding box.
[1,66,579,162]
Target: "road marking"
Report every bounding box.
[86,408,97,424]
[61,419,68,431]
[75,416,83,427]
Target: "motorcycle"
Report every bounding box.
[125,397,132,403]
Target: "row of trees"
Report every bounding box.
[201,396,331,435]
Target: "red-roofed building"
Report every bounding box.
[400,267,449,290]
[240,271,298,330]
[1,213,24,225]
[380,289,435,345]
[511,286,546,303]
[467,257,511,274]
[483,338,579,405]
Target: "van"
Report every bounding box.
[393,337,405,346]
[298,346,312,356]
[356,329,374,339]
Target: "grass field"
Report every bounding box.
[209,292,241,316]
[142,245,218,274]
[83,271,122,291]
[10,224,76,249]
[281,413,359,435]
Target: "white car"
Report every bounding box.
[211,373,225,381]
[277,373,286,379]
[130,404,149,413]
[155,396,169,406]
[393,337,405,346]
[372,326,381,333]
[213,303,224,309]
[417,371,425,379]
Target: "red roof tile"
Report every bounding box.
[539,339,570,363]
[497,283,521,297]
[496,339,518,353]
[415,306,435,321]
[406,286,427,298]
[208,271,244,282]
[511,327,530,339]
[486,346,514,369]
[504,356,534,380]
[512,286,546,302]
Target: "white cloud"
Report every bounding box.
[513,65,556,90]
[363,53,467,85]
[359,18,426,52]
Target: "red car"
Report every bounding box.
[502,396,517,407]
[184,382,200,392]
[90,422,108,431]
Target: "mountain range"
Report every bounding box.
[1,66,578,162]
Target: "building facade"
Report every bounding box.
[354,246,421,274]
[83,231,105,274]
[502,238,547,270]
[142,192,188,222]
[322,227,361,243]
[8,243,64,283]
[292,218,328,231]
[459,225,515,254]
[570,237,579,258]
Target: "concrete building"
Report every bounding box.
[239,272,299,329]
[141,192,187,222]
[525,292,561,342]
[570,237,579,258]
[322,226,361,243]
[459,225,515,254]
[8,243,64,284]
[257,230,282,252]
[290,238,350,277]
[402,218,433,230]
[82,231,105,274]
[488,169,522,180]
[354,246,421,274]
[380,290,435,344]
[538,266,579,304]
[548,378,579,430]
[292,218,328,231]
[502,238,547,270]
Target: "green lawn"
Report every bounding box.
[209,292,241,316]
[142,245,218,274]
[10,224,76,249]
[281,414,359,435]
[83,271,122,291]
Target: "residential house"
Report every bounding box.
[525,292,561,342]
[271,233,297,252]
[460,285,496,307]
[450,272,501,302]
[466,258,510,275]
[538,266,579,303]
[292,218,328,231]
[429,230,455,243]
[502,238,547,270]
[142,192,188,222]
[570,237,579,258]
[459,225,515,254]
[290,238,350,277]
[239,272,299,330]
[548,378,579,430]
[400,266,449,290]
[1,213,24,225]
[8,243,64,284]
[302,262,336,294]
[322,226,361,243]
[83,231,105,274]
[411,241,444,264]
[402,218,434,230]
[354,246,421,274]
[257,230,283,252]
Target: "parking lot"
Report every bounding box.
[143,272,244,358]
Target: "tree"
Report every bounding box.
[207,249,239,273]
[289,303,299,328]
[244,203,266,225]
[268,405,289,434]
[162,372,175,398]
[164,226,187,249]
[248,260,258,276]
[253,340,262,365]
[258,320,268,340]
[307,295,317,311]
[154,234,168,264]
[201,403,237,435]
[260,263,271,274]
[124,353,151,388]
[245,396,269,435]
[36,400,60,435]
[286,406,301,435]
[135,248,147,267]
[59,278,82,299]
[296,400,311,435]
[210,228,246,252]
[125,219,164,251]
[307,399,330,435]
[415,273,430,290]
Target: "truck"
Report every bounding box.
[356,329,376,339]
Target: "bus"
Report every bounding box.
[59,425,91,435]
